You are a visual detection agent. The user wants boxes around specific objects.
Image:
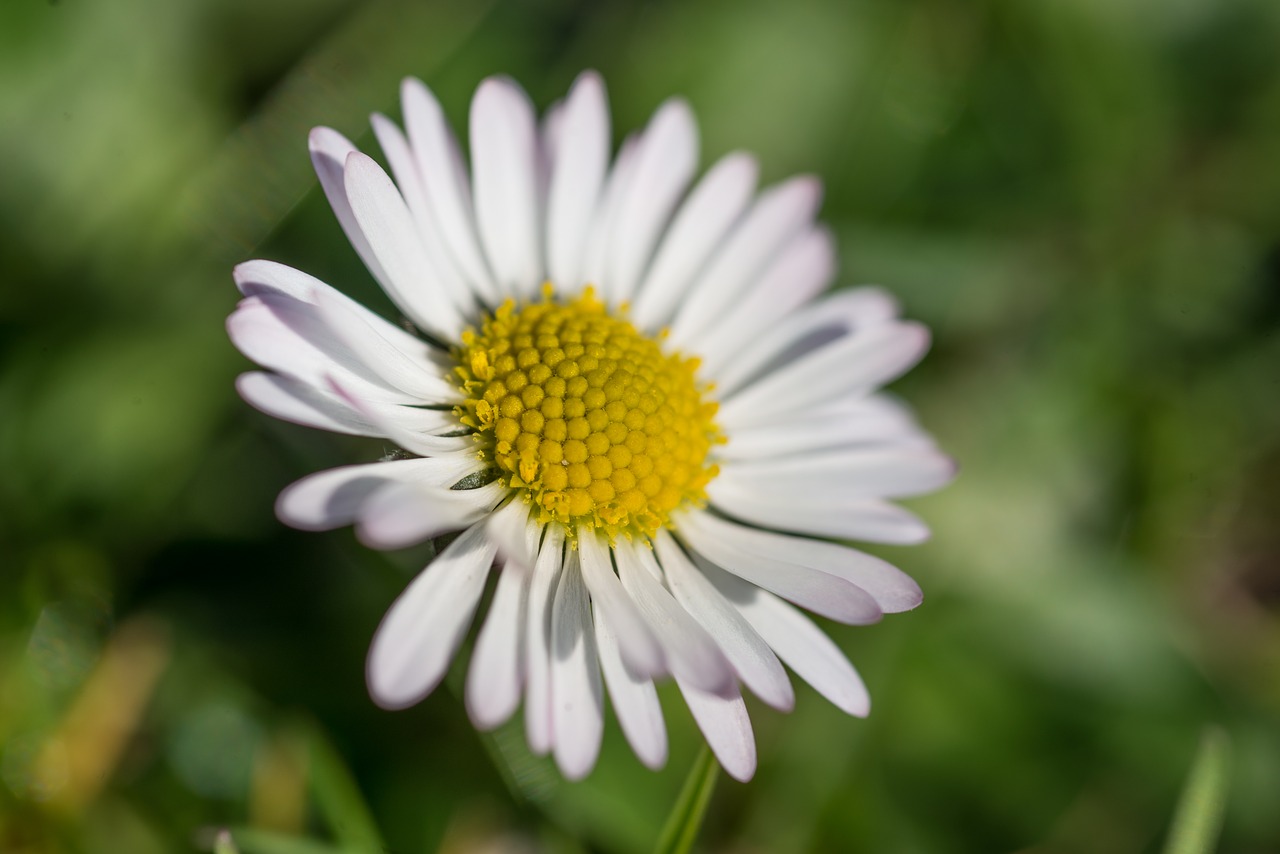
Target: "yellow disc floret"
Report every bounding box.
[454,285,721,541]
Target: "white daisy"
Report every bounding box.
[227,72,954,782]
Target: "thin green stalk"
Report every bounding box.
[654,746,719,854]
[1163,726,1231,854]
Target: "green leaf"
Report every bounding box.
[1163,726,1232,854]
[653,746,719,854]
[306,724,385,854]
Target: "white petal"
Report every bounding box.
[603,99,699,305]
[356,480,505,550]
[580,136,640,300]
[717,445,956,502]
[401,77,497,301]
[371,113,474,315]
[541,98,565,163]
[309,286,461,403]
[466,558,530,730]
[551,547,604,780]
[276,455,482,531]
[614,542,735,696]
[668,177,822,349]
[308,127,390,287]
[228,294,421,406]
[236,371,374,436]
[525,524,565,755]
[681,510,922,614]
[576,530,665,678]
[677,679,757,783]
[470,77,542,299]
[655,531,793,711]
[708,476,932,545]
[325,376,474,458]
[366,523,497,709]
[631,153,758,331]
[233,260,431,358]
[676,510,883,624]
[343,151,465,338]
[594,608,667,770]
[718,322,931,429]
[717,397,927,460]
[545,71,609,292]
[706,563,869,717]
[697,227,835,376]
[709,287,901,397]
[485,498,540,570]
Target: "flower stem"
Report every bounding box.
[654,746,719,854]
[1163,726,1231,854]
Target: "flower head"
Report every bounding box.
[228,72,954,781]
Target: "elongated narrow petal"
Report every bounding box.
[616,542,736,696]
[602,99,699,304]
[709,287,901,396]
[470,77,543,299]
[655,531,794,711]
[236,372,375,436]
[709,477,932,545]
[233,259,431,357]
[716,396,927,460]
[371,113,474,315]
[577,530,665,678]
[668,177,822,348]
[697,227,836,376]
[401,77,497,301]
[355,481,505,551]
[310,286,460,403]
[325,376,472,458]
[718,322,931,428]
[677,678,757,783]
[276,456,481,531]
[546,71,609,291]
[551,548,604,780]
[579,136,640,298]
[366,524,498,709]
[717,445,957,503]
[679,509,924,614]
[525,525,564,755]
[466,559,531,729]
[344,152,466,338]
[631,152,758,331]
[595,608,668,770]
[677,510,884,624]
[704,561,870,717]
[308,127,390,287]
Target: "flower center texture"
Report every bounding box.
[454,286,721,542]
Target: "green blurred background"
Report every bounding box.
[3,0,1279,851]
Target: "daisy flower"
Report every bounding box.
[227,72,954,782]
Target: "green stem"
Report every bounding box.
[1163,725,1231,854]
[654,746,719,854]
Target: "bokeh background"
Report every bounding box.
[3,0,1280,851]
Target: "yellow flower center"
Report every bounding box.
[454,286,720,542]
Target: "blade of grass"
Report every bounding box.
[1163,725,1231,854]
[306,723,385,854]
[653,746,719,854]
